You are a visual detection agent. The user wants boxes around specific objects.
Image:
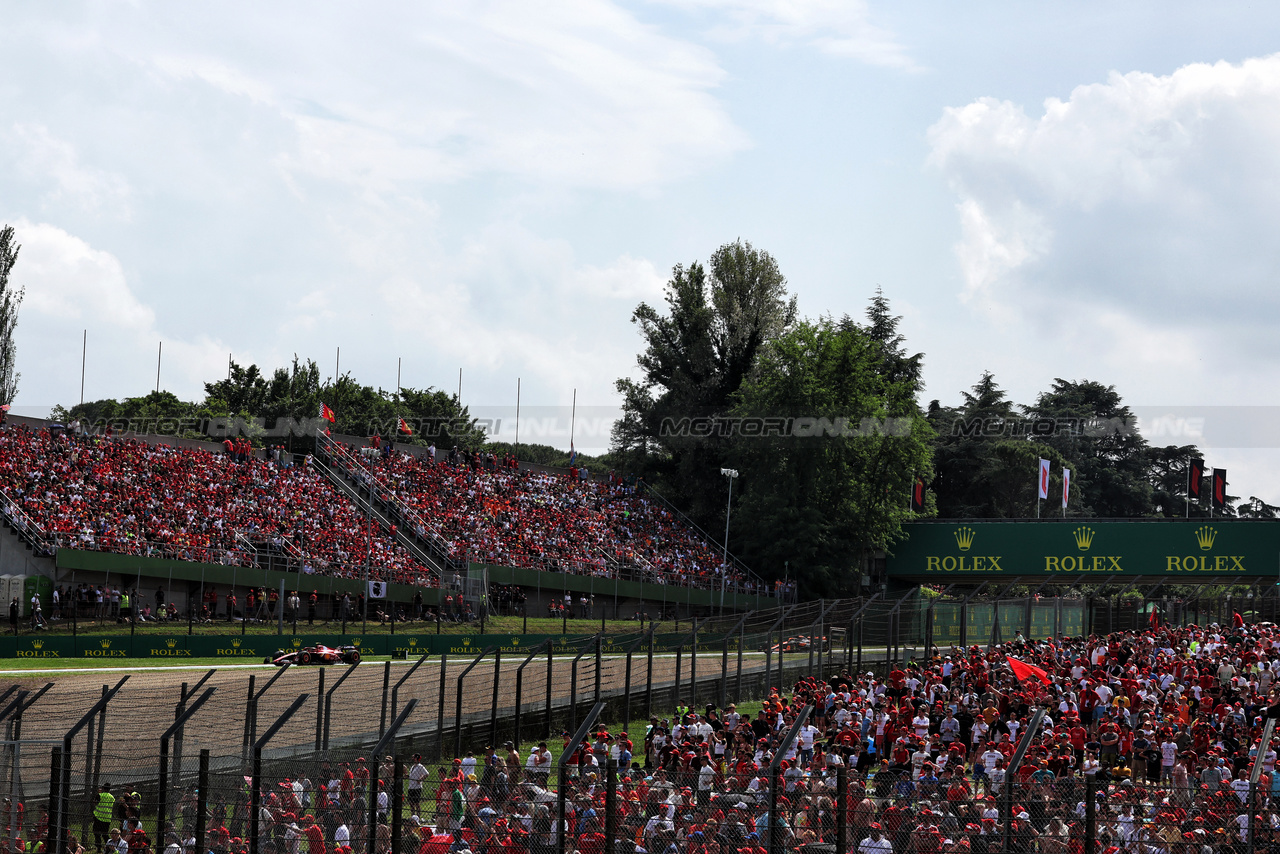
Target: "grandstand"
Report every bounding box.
[0,419,774,622]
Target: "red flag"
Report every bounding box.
[397,417,412,435]
[1148,608,1159,630]
[1006,656,1051,686]
[1188,458,1205,500]
[319,402,336,423]
[1212,469,1227,510]
[1233,611,1244,629]
[911,477,926,513]
[1037,458,1050,500]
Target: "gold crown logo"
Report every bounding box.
[166,638,177,649]
[232,638,242,648]
[1072,527,1095,551]
[352,638,361,646]
[32,639,43,649]
[954,527,976,551]
[409,638,418,645]
[292,638,302,647]
[100,640,111,649]
[511,637,521,646]
[560,636,568,644]
[461,637,471,645]
[1196,526,1216,551]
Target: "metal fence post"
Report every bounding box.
[455,648,492,758]
[1084,773,1096,854]
[391,756,404,854]
[46,746,60,854]
[490,648,502,748]
[690,618,698,708]
[250,694,310,854]
[379,659,392,737]
[623,638,636,734]
[391,653,431,726]
[645,630,655,721]
[241,674,256,763]
[367,701,419,854]
[514,641,548,749]
[556,702,606,854]
[323,661,362,757]
[315,667,326,752]
[674,644,683,712]
[736,620,746,704]
[158,688,217,841]
[436,654,449,761]
[766,705,813,854]
[604,758,617,854]
[594,636,602,706]
[836,764,847,852]
[194,750,209,854]
[556,762,568,854]
[546,644,554,739]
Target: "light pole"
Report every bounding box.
[720,468,738,616]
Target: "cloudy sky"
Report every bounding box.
[5,2,1280,500]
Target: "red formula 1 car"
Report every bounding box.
[767,635,829,653]
[266,644,361,666]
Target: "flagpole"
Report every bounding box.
[570,388,576,458]
[397,357,401,397]
[515,378,521,448]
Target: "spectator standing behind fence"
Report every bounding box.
[91,785,114,851]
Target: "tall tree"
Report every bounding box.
[1022,379,1153,517]
[928,372,1070,517]
[730,313,934,596]
[0,226,23,405]
[612,240,797,526]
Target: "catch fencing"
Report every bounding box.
[1,617,872,854]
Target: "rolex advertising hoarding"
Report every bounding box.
[887,519,1280,579]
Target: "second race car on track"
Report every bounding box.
[266,644,361,666]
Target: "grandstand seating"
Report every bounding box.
[0,425,431,585]
[0,425,763,596]
[321,437,761,594]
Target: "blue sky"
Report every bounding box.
[5,1,1280,500]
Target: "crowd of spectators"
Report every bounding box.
[0,426,432,587]
[327,440,764,596]
[11,620,1280,854]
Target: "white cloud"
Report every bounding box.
[139,2,747,192]
[928,54,1280,397]
[4,124,132,217]
[16,221,153,329]
[655,0,917,69]
[9,222,231,408]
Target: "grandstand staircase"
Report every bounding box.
[309,438,453,582]
[0,487,59,578]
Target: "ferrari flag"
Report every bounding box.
[911,476,926,513]
[320,402,336,423]
[1006,656,1051,686]
[1038,458,1051,500]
